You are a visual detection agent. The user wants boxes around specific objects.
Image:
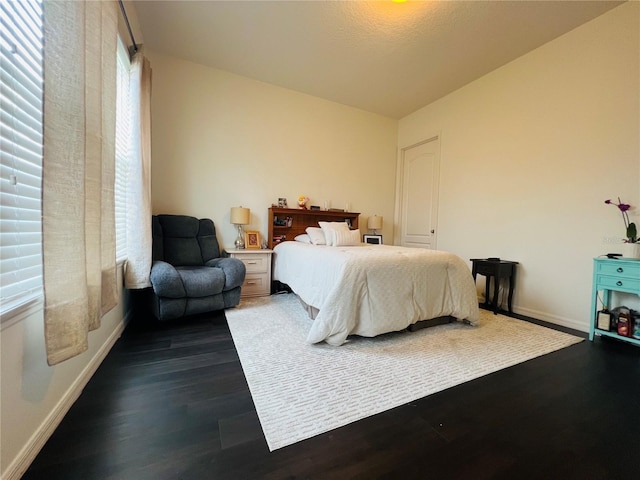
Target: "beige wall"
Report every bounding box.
[147,51,398,247]
[398,2,640,331]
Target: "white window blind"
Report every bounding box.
[115,36,131,262]
[0,0,43,317]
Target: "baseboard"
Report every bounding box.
[476,293,589,334]
[2,319,127,480]
[513,306,588,333]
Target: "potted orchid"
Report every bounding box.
[605,197,639,258]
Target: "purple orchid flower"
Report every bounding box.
[605,197,637,243]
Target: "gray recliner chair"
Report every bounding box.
[149,214,246,320]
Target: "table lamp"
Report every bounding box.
[230,206,250,249]
[368,215,383,234]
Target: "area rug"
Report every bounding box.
[226,294,583,451]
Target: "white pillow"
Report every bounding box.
[305,227,326,245]
[318,221,350,246]
[294,234,311,243]
[333,229,361,246]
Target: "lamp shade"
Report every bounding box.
[230,207,250,225]
[368,215,383,231]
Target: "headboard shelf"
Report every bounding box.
[268,207,360,249]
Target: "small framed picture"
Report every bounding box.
[245,230,261,249]
[278,197,288,208]
[363,234,383,245]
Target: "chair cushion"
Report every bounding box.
[176,266,226,297]
[150,261,187,298]
[158,214,200,237]
[197,218,221,262]
[152,216,164,262]
[206,257,246,290]
[155,215,203,266]
[164,237,203,266]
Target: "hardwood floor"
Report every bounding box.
[23,308,639,480]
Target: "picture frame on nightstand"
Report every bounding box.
[363,234,383,245]
[244,231,261,249]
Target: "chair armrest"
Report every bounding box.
[150,261,186,298]
[206,257,246,290]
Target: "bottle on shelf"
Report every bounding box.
[617,309,631,337]
[632,310,640,339]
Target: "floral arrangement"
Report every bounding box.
[605,197,638,243]
[298,195,310,209]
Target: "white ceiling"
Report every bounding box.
[132,0,624,119]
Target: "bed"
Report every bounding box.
[272,237,480,346]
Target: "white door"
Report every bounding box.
[395,136,440,249]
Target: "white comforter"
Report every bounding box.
[273,242,480,345]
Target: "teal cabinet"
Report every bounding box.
[589,257,640,346]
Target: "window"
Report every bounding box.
[115,36,131,262]
[0,0,44,318]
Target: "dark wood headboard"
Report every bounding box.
[267,207,360,249]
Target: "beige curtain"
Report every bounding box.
[43,1,118,365]
[124,51,152,289]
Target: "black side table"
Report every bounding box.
[470,258,519,314]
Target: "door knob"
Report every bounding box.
[431,229,435,234]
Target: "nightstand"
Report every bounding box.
[227,249,273,298]
[470,258,518,314]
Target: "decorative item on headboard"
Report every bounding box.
[298,195,310,209]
